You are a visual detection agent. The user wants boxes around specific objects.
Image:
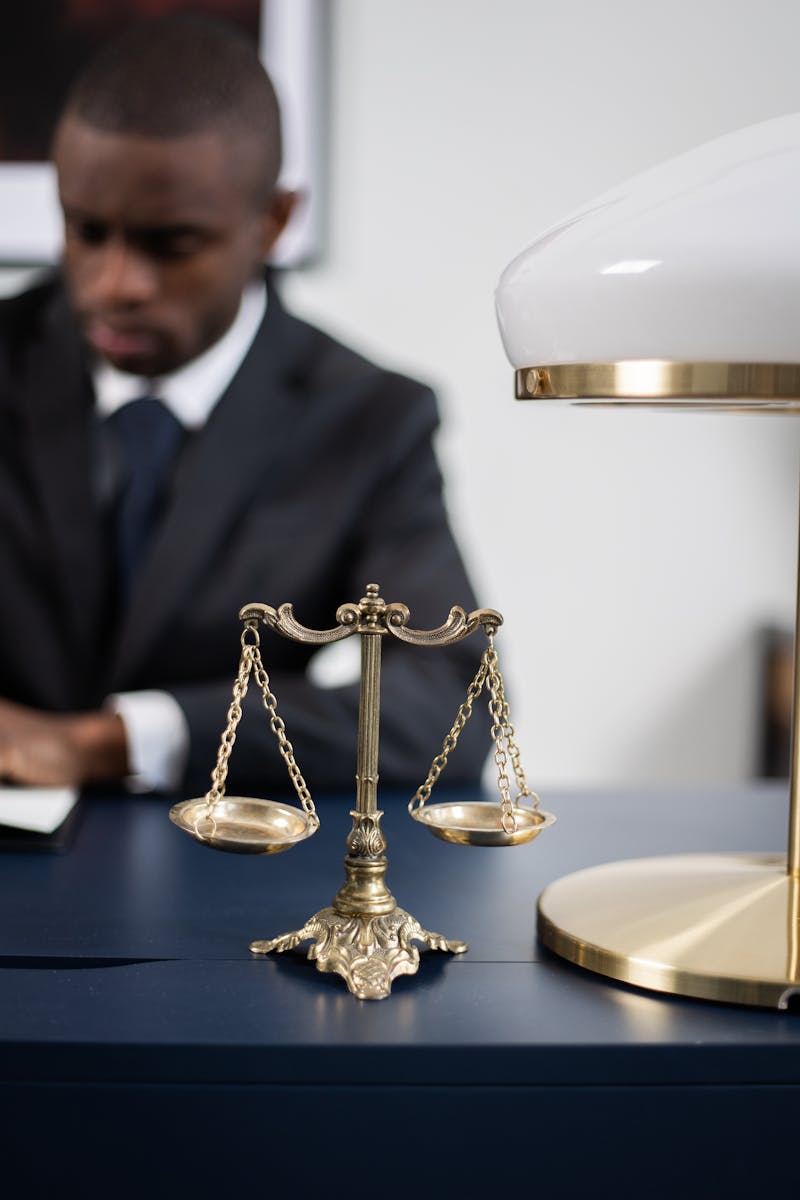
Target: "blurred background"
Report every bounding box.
[3,0,800,790]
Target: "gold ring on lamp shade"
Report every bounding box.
[495,111,800,1008]
[513,361,800,408]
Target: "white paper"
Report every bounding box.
[0,786,78,834]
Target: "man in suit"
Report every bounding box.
[0,14,486,798]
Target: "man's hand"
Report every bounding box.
[0,699,128,786]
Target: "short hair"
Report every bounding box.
[60,13,282,200]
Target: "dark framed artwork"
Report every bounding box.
[0,0,326,266]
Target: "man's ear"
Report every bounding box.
[260,189,301,257]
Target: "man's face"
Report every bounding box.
[53,115,290,376]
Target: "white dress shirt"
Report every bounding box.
[94,281,267,792]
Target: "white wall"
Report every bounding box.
[281,0,800,789]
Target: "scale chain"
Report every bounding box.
[485,639,517,833]
[407,632,538,834]
[203,620,317,826]
[485,637,539,833]
[203,628,255,810]
[495,665,534,804]
[407,654,489,815]
[251,643,317,821]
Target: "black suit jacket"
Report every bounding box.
[0,274,487,796]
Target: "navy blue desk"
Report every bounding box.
[2,785,800,1198]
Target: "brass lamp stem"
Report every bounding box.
[789,473,800,877]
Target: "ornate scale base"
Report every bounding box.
[538,852,800,1010]
[250,906,467,1001]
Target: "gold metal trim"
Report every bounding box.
[537,852,800,1010]
[515,361,800,406]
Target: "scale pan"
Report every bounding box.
[412,801,555,846]
[169,796,317,855]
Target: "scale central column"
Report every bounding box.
[355,591,382,815]
[333,584,396,916]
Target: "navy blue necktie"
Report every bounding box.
[106,397,185,597]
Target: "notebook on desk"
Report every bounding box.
[0,786,81,852]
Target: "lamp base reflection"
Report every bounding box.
[538,852,800,1009]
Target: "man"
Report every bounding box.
[0,14,485,798]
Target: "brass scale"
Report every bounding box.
[170,583,553,1000]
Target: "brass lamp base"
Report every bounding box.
[538,852,800,1010]
[250,906,467,1001]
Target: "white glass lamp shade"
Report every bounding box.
[496,113,800,404]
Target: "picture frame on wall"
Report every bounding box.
[0,0,326,268]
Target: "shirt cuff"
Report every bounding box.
[106,690,189,793]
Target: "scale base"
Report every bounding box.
[537,852,800,1010]
[250,906,467,1000]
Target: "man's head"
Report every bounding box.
[52,14,295,377]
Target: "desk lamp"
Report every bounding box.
[495,112,800,1009]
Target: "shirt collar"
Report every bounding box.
[92,280,267,430]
